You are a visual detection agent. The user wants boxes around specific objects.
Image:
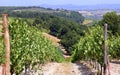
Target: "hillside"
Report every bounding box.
[0,6,84,24]
[78,9,120,20]
[42,32,60,46]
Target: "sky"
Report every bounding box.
[0,0,120,6]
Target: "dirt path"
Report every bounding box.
[38,62,120,75]
[39,62,94,75]
[1,62,120,75]
[110,61,120,75]
[40,62,120,75]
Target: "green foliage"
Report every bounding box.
[50,19,87,53]
[60,31,80,53]
[72,25,120,66]
[0,7,86,54]
[0,19,65,74]
[53,11,84,23]
[108,36,120,59]
[32,15,87,53]
[0,23,5,64]
[100,12,120,35]
[0,7,84,24]
[71,25,104,65]
[0,35,5,64]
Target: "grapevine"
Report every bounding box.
[0,19,64,74]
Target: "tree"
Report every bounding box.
[100,12,120,35]
[31,11,86,53]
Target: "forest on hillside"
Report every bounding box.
[0,6,87,53]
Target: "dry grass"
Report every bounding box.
[42,32,71,59]
[83,19,93,25]
[42,32,60,46]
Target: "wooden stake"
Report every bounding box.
[2,14,11,75]
[103,24,107,75]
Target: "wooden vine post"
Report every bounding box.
[103,24,108,75]
[2,14,11,75]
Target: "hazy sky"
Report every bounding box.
[0,0,120,6]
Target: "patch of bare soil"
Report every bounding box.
[39,62,94,75]
[42,32,60,46]
[110,60,120,75]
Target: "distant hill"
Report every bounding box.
[0,6,84,24]
[40,4,120,10]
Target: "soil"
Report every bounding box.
[42,32,60,46]
[0,62,120,75]
[38,62,94,75]
[33,62,120,75]
[110,60,120,75]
